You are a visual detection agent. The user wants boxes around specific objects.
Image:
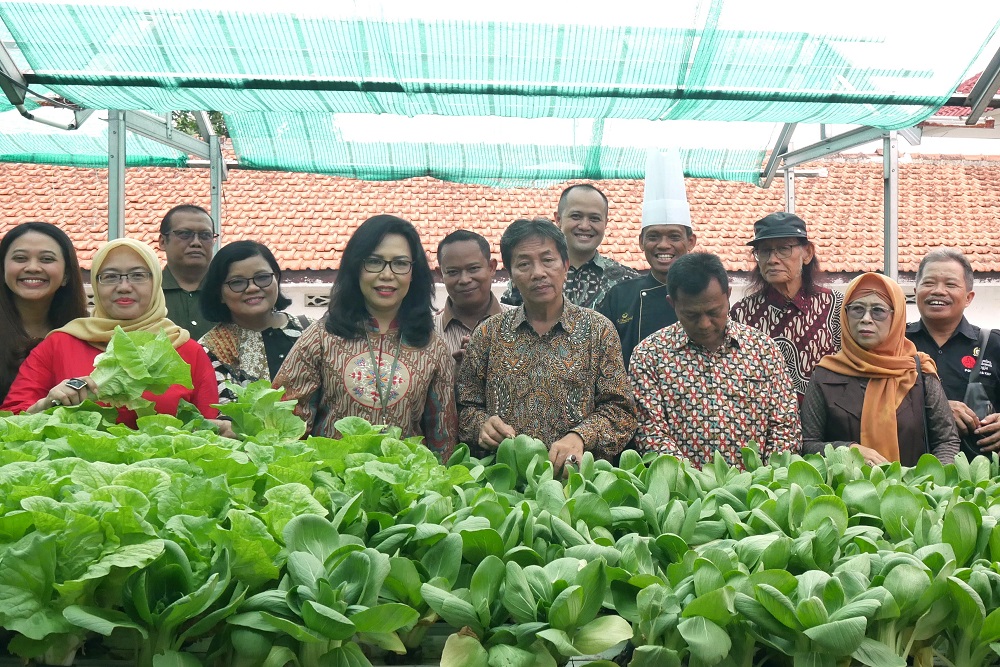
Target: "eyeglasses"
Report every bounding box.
[96,271,153,285]
[225,273,275,293]
[845,303,894,322]
[752,244,799,261]
[165,230,219,243]
[363,257,414,275]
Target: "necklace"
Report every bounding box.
[364,329,403,413]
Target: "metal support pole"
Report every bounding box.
[108,110,126,240]
[784,167,796,214]
[883,131,899,281]
[209,134,223,246]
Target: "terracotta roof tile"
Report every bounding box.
[2,155,999,274]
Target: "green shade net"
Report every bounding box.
[0,109,187,167]
[0,1,997,182]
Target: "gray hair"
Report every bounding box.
[916,247,974,291]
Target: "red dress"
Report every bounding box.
[1,332,219,427]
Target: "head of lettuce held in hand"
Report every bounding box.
[0,238,224,429]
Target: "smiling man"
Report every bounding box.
[458,218,636,469]
[501,184,638,308]
[630,252,800,469]
[434,230,513,364]
[599,149,695,369]
[906,248,1000,456]
[158,204,218,339]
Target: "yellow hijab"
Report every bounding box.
[54,238,190,349]
[818,272,936,461]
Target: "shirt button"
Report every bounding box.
[938,350,943,355]
[192,321,198,326]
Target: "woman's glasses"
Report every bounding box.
[225,273,275,293]
[96,271,152,285]
[363,257,413,274]
[845,303,894,322]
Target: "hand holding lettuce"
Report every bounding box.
[89,327,193,410]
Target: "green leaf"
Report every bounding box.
[503,561,538,624]
[755,584,803,631]
[628,646,682,667]
[677,616,732,664]
[802,616,867,654]
[548,585,585,632]
[260,483,328,539]
[151,651,203,667]
[462,528,505,562]
[802,495,849,534]
[92,327,193,408]
[851,637,908,667]
[942,501,982,566]
[536,628,582,657]
[301,600,356,641]
[318,642,373,667]
[486,643,539,667]
[879,484,925,542]
[682,586,736,627]
[63,605,149,638]
[574,614,633,655]
[349,603,419,634]
[420,585,483,636]
[441,631,489,667]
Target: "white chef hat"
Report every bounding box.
[641,147,692,229]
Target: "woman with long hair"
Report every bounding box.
[199,240,308,402]
[1,238,220,428]
[0,222,88,402]
[273,215,457,459]
[802,272,959,466]
[731,212,842,403]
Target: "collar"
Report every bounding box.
[666,319,742,352]
[511,299,581,334]
[440,293,505,329]
[161,265,207,292]
[763,284,809,312]
[365,316,400,333]
[572,252,613,273]
[906,316,978,341]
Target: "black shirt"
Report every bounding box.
[597,273,677,370]
[905,317,1000,409]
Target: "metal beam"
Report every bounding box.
[898,125,921,146]
[758,123,797,188]
[122,110,211,160]
[883,132,899,281]
[784,167,796,214]
[0,40,27,105]
[209,134,223,247]
[781,126,887,169]
[964,45,1000,125]
[108,110,126,240]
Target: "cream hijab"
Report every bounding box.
[53,238,190,349]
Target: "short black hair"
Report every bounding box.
[437,229,491,264]
[499,218,569,271]
[667,252,730,302]
[160,204,212,235]
[916,247,974,291]
[327,215,434,348]
[200,240,292,323]
[556,184,609,218]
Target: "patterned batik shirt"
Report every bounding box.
[457,301,637,460]
[272,319,457,460]
[630,320,801,469]
[500,253,640,308]
[730,286,843,403]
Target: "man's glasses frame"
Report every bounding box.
[752,244,800,261]
[165,230,219,243]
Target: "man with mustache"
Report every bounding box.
[158,204,218,340]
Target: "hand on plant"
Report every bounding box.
[850,443,889,466]
[549,432,585,473]
[950,400,981,435]
[29,376,97,413]
[479,415,516,449]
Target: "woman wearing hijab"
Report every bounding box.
[1,238,220,427]
[801,272,959,466]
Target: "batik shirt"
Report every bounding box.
[273,319,457,459]
[457,302,636,459]
[630,320,801,468]
[501,253,639,308]
[730,286,842,402]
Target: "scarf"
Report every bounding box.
[818,272,936,461]
[53,238,190,349]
